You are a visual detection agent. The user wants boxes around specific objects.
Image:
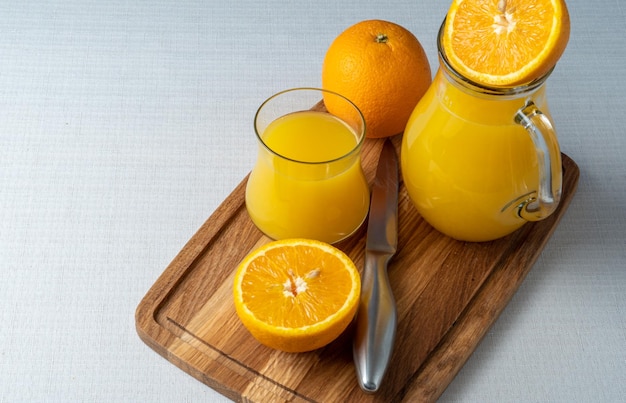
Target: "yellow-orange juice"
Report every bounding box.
[246,110,369,243]
[401,69,558,241]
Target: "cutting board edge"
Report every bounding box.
[135,174,257,399]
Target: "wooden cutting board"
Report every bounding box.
[135,134,579,402]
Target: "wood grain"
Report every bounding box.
[136,134,579,402]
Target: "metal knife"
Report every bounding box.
[353,138,399,393]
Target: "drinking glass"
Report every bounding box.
[245,88,369,244]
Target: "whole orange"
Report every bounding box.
[322,20,432,139]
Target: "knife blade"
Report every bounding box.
[353,138,399,393]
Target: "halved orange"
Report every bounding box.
[442,0,570,86]
[233,238,361,353]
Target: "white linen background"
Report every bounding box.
[1,0,624,401]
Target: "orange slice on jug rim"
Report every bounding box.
[442,0,570,86]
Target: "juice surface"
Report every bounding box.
[401,70,548,241]
[261,111,358,162]
[246,111,369,243]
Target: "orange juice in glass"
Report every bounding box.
[245,88,369,244]
[401,21,562,242]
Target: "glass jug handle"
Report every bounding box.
[514,101,563,221]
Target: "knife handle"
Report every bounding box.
[353,251,397,393]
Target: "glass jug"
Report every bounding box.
[401,21,562,242]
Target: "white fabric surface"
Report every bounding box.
[1,0,624,401]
